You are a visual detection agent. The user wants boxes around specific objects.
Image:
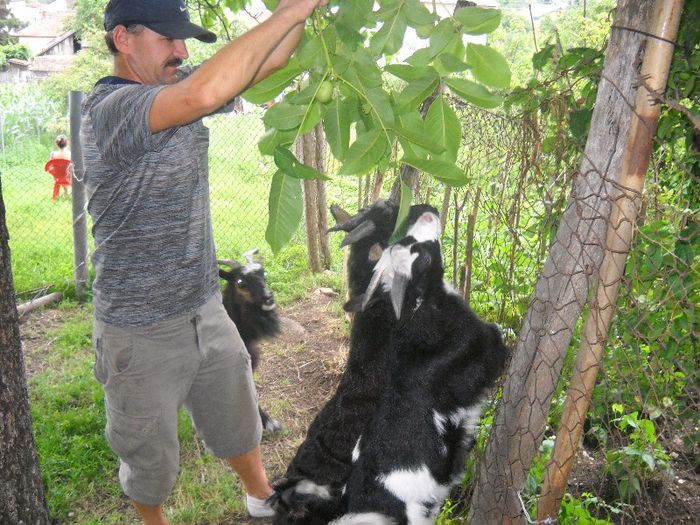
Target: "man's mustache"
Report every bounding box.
[165,58,183,68]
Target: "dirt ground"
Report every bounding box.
[17,292,699,524]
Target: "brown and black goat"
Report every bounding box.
[218,249,282,434]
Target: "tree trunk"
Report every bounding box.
[537,1,683,519]
[314,125,331,270]
[467,1,666,523]
[300,134,321,273]
[0,179,51,524]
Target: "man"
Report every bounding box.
[80,0,327,523]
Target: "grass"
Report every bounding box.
[26,263,345,523]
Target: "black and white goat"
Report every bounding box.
[330,207,509,525]
[270,200,403,524]
[218,249,282,434]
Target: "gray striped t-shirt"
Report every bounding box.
[81,75,219,327]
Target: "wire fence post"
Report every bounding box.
[537,1,685,518]
[69,91,89,301]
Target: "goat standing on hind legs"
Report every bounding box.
[331,207,509,525]
[218,250,282,434]
[270,199,403,524]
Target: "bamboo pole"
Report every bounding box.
[537,1,684,520]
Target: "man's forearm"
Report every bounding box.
[251,20,306,85]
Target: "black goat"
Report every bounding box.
[270,200,403,524]
[219,250,282,434]
[331,208,508,525]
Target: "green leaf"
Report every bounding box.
[298,101,323,135]
[404,0,437,26]
[569,108,592,140]
[273,146,330,180]
[297,35,327,71]
[401,156,467,186]
[393,111,446,155]
[340,127,389,175]
[385,64,437,81]
[445,78,503,109]
[438,52,470,73]
[389,180,413,243]
[394,111,430,159]
[241,59,302,104]
[532,44,556,71]
[258,127,296,156]
[364,87,395,128]
[323,96,353,160]
[266,170,303,254]
[466,44,511,89]
[429,18,459,57]
[263,102,308,130]
[394,73,440,111]
[336,0,373,31]
[370,2,408,55]
[335,22,365,49]
[454,7,502,35]
[425,97,461,162]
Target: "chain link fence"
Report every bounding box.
[4,66,697,523]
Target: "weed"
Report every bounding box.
[604,405,673,502]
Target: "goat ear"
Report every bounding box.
[343,294,365,313]
[219,269,233,281]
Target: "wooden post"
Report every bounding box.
[314,124,331,270]
[70,91,89,301]
[537,1,684,519]
[467,2,674,522]
[300,135,321,273]
[462,187,481,304]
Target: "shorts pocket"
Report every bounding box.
[106,403,161,469]
[96,326,140,379]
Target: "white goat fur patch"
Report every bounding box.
[406,211,441,242]
[241,263,262,274]
[352,436,362,462]
[293,479,332,500]
[432,400,485,438]
[329,513,398,525]
[378,465,451,525]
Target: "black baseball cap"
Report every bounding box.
[104,0,217,43]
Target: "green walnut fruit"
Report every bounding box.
[316,80,334,103]
[415,24,433,38]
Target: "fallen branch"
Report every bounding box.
[17,292,63,317]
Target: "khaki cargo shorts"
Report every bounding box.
[92,292,262,506]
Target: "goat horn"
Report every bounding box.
[340,221,377,247]
[243,248,260,265]
[328,202,378,233]
[217,258,242,269]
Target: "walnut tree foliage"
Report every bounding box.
[192,0,512,252]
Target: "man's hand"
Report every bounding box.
[276,0,329,24]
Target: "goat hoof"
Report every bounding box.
[263,418,283,434]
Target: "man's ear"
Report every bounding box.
[111,25,131,53]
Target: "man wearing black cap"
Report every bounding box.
[81,0,327,523]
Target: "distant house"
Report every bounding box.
[2,1,77,83]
